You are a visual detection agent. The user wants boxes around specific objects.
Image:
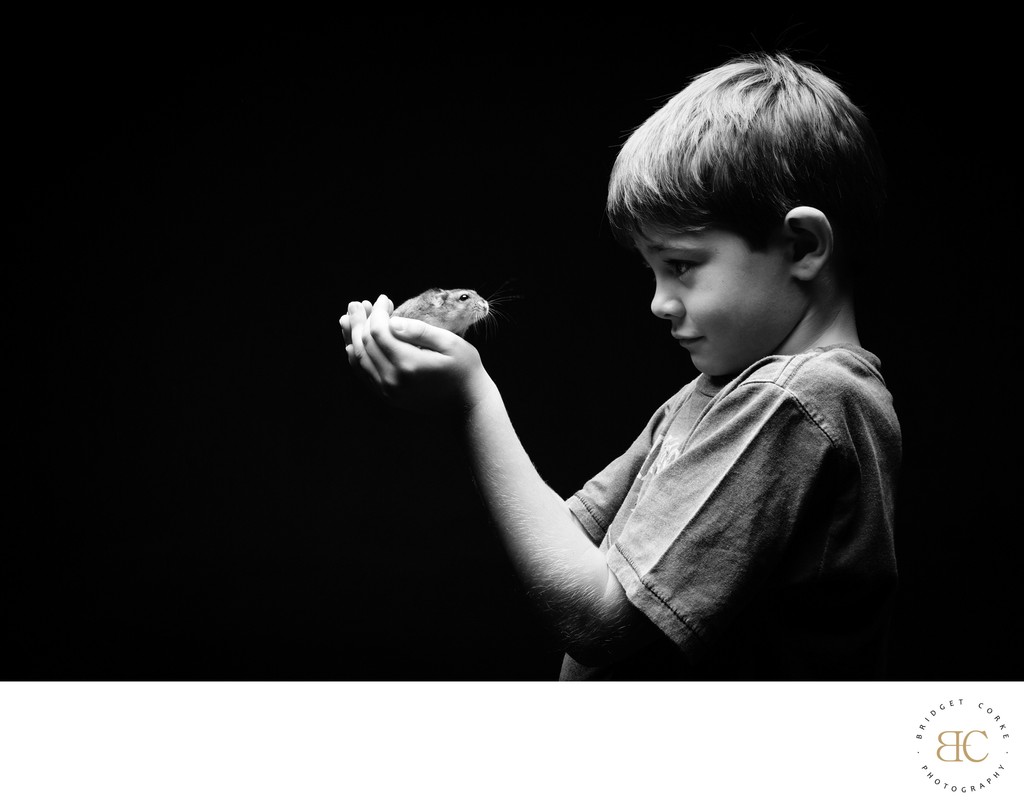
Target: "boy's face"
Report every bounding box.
[637,226,809,377]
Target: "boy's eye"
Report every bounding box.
[667,260,695,277]
[638,257,696,278]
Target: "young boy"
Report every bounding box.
[340,52,900,680]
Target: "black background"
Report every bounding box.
[9,15,1019,680]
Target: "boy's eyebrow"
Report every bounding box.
[638,237,705,252]
[635,226,710,252]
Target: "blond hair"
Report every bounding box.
[607,52,885,271]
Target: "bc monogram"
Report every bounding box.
[935,730,988,763]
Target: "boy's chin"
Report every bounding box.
[686,351,718,376]
[688,353,740,379]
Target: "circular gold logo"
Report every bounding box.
[914,697,1013,794]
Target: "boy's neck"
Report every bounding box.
[811,300,860,349]
[779,295,861,355]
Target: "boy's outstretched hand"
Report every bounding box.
[340,294,493,413]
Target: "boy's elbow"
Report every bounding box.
[561,588,660,667]
[563,635,622,668]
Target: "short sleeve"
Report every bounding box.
[566,387,690,548]
[604,378,836,660]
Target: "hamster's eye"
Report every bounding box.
[459,294,470,301]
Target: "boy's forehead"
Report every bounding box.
[634,226,710,252]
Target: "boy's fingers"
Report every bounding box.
[345,343,382,391]
[361,295,407,384]
[361,318,393,375]
[340,300,375,345]
[339,313,352,347]
[347,301,368,367]
[359,354,385,390]
[355,334,385,388]
[365,294,407,364]
[348,299,368,327]
[348,308,362,359]
[346,294,460,395]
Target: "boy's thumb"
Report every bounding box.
[389,316,454,351]
[389,316,417,334]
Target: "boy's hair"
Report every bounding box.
[607,52,885,275]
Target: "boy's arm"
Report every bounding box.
[460,373,661,664]
[341,295,659,665]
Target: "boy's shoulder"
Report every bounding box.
[708,344,899,448]
[738,344,889,398]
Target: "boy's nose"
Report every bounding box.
[651,288,684,320]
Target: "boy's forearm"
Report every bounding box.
[460,375,617,652]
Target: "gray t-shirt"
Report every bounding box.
[561,344,901,680]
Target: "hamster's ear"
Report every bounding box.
[783,206,832,281]
[440,291,450,301]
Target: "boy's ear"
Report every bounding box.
[783,206,832,281]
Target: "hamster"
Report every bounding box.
[391,288,489,336]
